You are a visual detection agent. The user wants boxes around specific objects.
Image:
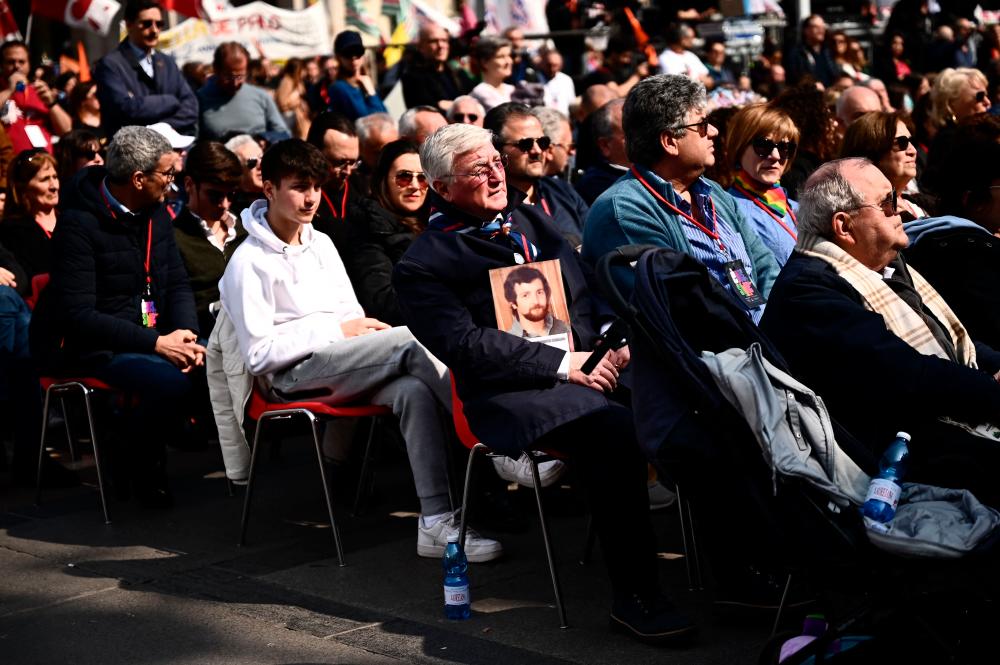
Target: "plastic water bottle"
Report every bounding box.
[443,534,471,620]
[860,432,911,532]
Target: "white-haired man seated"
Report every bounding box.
[760,157,1000,507]
[392,123,697,644]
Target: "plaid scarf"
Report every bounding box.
[798,233,976,368]
[733,168,790,219]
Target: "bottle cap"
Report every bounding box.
[447,533,460,543]
[895,432,911,441]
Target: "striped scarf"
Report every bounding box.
[426,194,539,262]
[733,168,790,219]
[798,233,976,368]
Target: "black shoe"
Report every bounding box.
[11,455,80,489]
[610,592,697,645]
[714,567,816,613]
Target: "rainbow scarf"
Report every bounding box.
[733,168,790,219]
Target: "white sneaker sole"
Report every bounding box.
[417,543,503,563]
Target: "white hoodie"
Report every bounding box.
[219,200,364,377]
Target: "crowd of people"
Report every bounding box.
[2,0,1000,647]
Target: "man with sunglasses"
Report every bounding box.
[761,157,1000,507]
[485,103,589,249]
[173,141,248,337]
[582,75,779,323]
[94,0,198,138]
[446,96,485,127]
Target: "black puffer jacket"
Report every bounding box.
[29,166,198,370]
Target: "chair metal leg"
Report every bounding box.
[352,416,379,517]
[59,396,76,461]
[684,491,703,590]
[80,387,111,524]
[239,412,267,546]
[225,478,234,497]
[458,443,487,546]
[35,385,54,505]
[528,452,568,629]
[771,573,793,636]
[309,413,345,567]
[675,484,703,591]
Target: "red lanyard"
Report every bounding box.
[539,195,552,217]
[630,166,726,254]
[321,180,349,219]
[731,183,798,240]
[100,184,154,285]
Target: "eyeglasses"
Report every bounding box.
[245,158,260,169]
[329,158,362,172]
[850,189,898,217]
[448,154,507,181]
[219,73,246,84]
[674,119,712,137]
[453,113,479,123]
[145,168,176,182]
[891,136,913,151]
[202,187,237,205]
[394,170,428,188]
[975,90,989,104]
[76,148,100,161]
[135,19,166,30]
[502,136,552,152]
[751,137,797,161]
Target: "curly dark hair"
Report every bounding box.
[769,84,839,162]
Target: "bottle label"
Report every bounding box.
[444,584,469,606]
[865,478,901,510]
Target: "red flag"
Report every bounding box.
[0,0,22,42]
[30,0,120,36]
[160,0,204,19]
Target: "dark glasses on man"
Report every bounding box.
[852,189,898,217]
[503,136,552,152]
[751,137,797,160]
[245,158,260,169]
[675,119,712,137]
[453,113,479,122]
[136,19,166,29]
[203,188,237,205]
[891,136,913,151]
[394,170,428,188]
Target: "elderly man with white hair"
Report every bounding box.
[760,157,1000,507]
[398,105,447,144]
[392,123,696,645]
[446,95,485,126]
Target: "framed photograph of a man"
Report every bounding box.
[489,259,574,351]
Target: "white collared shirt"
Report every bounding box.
[193,209,238,252]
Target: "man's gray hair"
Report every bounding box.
[106,126,174,183]
[398,105,441,138]
[623,74,706,166]
[794,157,870,243]
[224,134,257,153]
[420,123,494,190]
[529,106,567,141]
[356,112,396,142]
[592,98,625,140]
[446,95,485,122]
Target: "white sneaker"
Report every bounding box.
[417,510,503,563]
[492,453,566,488]
[648,481,677,511]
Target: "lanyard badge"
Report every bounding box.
[723,259,765,308]
[140,218,157,328]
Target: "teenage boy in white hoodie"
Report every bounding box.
[219,139,501,562]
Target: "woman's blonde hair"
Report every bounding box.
[930,67,988,128]
[720,104,800,187]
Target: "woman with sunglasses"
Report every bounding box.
[342,140,428,325]
[723,104,801,266]
[841,111,927,221]
[469,36,515,113]
[929,68,991,130]
[0,149,60,280]
[54,128,105,185]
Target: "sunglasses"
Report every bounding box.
[503,136,552,152]
[245,158,260,169]
[851,189,898,217]
[453,113,479,122]
[76,148,100,160]
[329,158,362,172]
[394,170,428,188]
[975,90,989,103]
[751,137,797,160]
[203,187,237,205]
[674,119,712,137]
[136,19,166,30]
[891,136,913,151]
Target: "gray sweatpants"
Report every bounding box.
[270,326,453,516]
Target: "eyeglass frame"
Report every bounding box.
[672,119,713,137]
[452,113,479,123]
[891,136,914,152]
[135,19,166,30]
[393,170,429,188]
[199,184,238,205]
[244,157,261,170]
[751,137,797,161]
[500,136,552,152]
[848,189,898,217]
[329,158,362,173]
[144,168,176,182]
[445,154,508,181]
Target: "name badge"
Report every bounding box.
[723,259,765,308]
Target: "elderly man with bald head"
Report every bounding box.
[760,157,1000,506]
[401,23,475,111]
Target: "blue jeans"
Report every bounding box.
[0,286,40,465]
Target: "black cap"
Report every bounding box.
[334,30,365,57]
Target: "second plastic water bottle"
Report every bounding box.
[860,431,911,532]
[443,534,471,620]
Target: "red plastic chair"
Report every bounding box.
[36,377,113,524]
[239,386,391,566]
[450,376,569,628]
[24,272,49,310]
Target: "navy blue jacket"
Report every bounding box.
[94,40,198,137]
[29,166,198,370]
[392,192,612,455]
[513,176,589,250]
